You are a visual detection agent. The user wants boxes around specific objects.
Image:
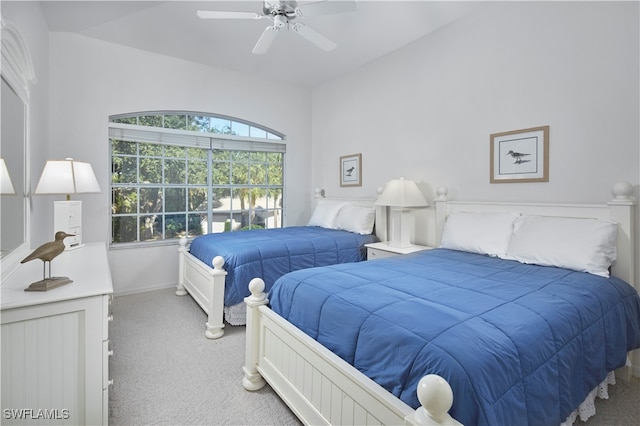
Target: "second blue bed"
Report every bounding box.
[189,225,378,306]
[269,248,640,425]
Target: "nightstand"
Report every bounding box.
[365,242,432,260]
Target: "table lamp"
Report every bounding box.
[375,177,428,248]
[34,158,101,249]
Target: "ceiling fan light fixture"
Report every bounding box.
[274,14,287,28]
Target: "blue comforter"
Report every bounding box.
[189,226,378,306]
[269,248,640,426]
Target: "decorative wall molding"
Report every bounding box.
[1,16,37,101]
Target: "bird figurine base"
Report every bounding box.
[25,277,73,292]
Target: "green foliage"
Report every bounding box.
[240,224,264,231]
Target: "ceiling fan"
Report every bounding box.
[197,0,356,54]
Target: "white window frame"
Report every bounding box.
[109,112,286,247]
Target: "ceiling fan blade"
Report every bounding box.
[252,26,279,54]
[295,0,356,18]
[291,23,337,52]
[196,10,263,20]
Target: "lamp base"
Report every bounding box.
[389,208,414,249]
[387,240,414,249]
[54,200,82,250]
[25,277,73,292]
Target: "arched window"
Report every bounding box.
[109,111,285,245]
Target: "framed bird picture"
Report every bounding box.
[490,125,549,183]
[340,153,362,187]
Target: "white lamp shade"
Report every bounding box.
[0,158,16,194]
[72,161,101,193]
[375,178,428,207]
[34,158,101,196]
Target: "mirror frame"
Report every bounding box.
[1,17,36,279]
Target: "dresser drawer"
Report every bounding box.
[367,247,398,260]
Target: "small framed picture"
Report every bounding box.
[490,125,549,183]
[340,153,362,187]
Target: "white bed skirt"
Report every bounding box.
[224,302,247,325]
[561,368,619,426]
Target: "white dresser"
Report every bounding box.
[1,242,113,425]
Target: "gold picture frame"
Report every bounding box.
[340,153,362,187]
[490,125,549,183]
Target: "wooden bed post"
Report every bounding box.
[433,186,450,246]
[176,237,189,296]
[204,255,227,339]
[176,237,228,339]
[607,182,637,381]
[607,182,636,289]
[242,278,267,391]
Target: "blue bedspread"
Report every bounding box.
[269,248,640,426]
[189,226,378,306]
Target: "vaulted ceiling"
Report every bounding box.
[39,1,485,87]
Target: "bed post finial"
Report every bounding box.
[610,181,634,204]
[407,374,461,425]
[435,186,449,201]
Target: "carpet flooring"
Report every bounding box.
[108,288,300,425]
[109,288,640,425]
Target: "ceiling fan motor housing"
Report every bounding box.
[264,0,298,18]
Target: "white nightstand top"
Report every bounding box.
[365,242,433,255]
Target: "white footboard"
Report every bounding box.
[176,238,227,339]
[243,278,461,426]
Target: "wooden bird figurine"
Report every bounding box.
[22,231,74,290]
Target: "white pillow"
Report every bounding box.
[504,215,618,277]
[439,211,519,257]
[336,204,375,235]
[307,201,345,229]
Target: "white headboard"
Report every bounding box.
[433,184,636,289]
[313,188,387,241]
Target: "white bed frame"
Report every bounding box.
[241,183,637,425]
[176,191,387,339]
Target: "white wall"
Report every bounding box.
[312,1,639,250]
[46,33,312,294]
